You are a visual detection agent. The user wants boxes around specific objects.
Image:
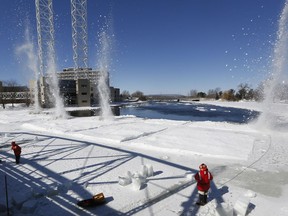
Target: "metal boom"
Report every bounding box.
[35,0,55,76]
[71,0,88,74]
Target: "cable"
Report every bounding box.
[218,134,272,187]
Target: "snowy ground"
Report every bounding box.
[0,101,288,216]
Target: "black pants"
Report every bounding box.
[198,191,208,204]
[15,155,20,164]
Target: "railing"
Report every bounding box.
[0,92,31,104]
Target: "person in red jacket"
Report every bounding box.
[194,163,213,205]
[11,141,21,164]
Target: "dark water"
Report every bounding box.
[69,107,120,117]
[119,101,260,123]
[69,101,260,123]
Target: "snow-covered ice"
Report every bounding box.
[0,101,288,216]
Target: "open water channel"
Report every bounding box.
[69,101,259,124]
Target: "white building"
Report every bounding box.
[31,68,120,107]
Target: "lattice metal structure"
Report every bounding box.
[0,92,30,100]
[71,0,88,75]
[35,0,55,76]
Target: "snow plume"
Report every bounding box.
[257,0,288,131]
[96,16,114,120]
[45,42,67,119]
[15,27,41,113]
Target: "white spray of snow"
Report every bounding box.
[96,16,114,120]
[16,28,41,113]
[45,42,67,119]
[258,0,288,130]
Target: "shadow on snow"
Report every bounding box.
[0,131,227,215]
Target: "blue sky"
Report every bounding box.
[0,0,286,95]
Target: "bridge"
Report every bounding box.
[0,91,31,106]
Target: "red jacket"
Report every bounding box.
[11,144,21,156]
[194,169,213,191]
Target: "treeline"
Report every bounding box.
[187,82,288,101]
[188,83,258,101]
[122,82,288,102]
[120,90,147,101]
[121,83,258,102]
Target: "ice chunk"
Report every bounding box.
[146,164,154,177]
[140,165,148,177]
[131,172,145,190]
[132,176,142,190]
[126,171,132,178]
[244,190,257,198]
[233,196,250,216]
[184,171,194,180]
[32,187,46,198]
[161,155,169,160]
[125,171,133,183]
[118,171,133,186]
[215,202,233,216]
[136,172,147,184]
[119,176,132,186]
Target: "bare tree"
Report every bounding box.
[222,89,236,101]
[236,83,251,100]
[188,89,198,98]
[197,92,207,98]
[132,91,144,98]
[121,90,130,100]
[207,87,221,99]
[132,91,146,101]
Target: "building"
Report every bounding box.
[110,87,121,102]
[75,79,91,107]
[58,68,120,105]
[32,68,120,107]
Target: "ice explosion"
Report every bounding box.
[257,1,288,131]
